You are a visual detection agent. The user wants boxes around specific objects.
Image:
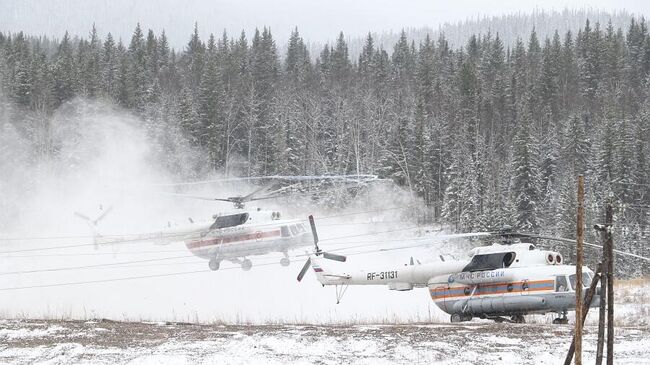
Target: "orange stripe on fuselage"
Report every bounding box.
[429,279,555,300]
[186,230,281,250]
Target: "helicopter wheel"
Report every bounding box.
[241,259,252,271]
[553,311,569,325]
[553,317,569,325]
[280,257,290,267]
[451,314,462,323]
[511,315,526,324]
[208,258,220,271]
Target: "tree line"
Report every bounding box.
[0,19,648,274]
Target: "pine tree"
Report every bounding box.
[197,33,225,169]
[539,38,559,124]
[177,86,200,145]
[51,32,77,107]
[11,32,33,107]
[358,33,375,83]
[511,105,540,231]
[185,22,205,91]
[79,24,102,98]
[127,23,149,111]
[285,27,311,85]
[330,32,351,85]
[101,33,118,98]
[577,20,603,116]
[559,31,579,114]
[391,29,415,85]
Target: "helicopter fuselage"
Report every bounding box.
[428,263,598,321]
[308,242,600,323]
[185,218,312,262]
[94,209,312,271]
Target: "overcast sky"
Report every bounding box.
[1,0,648,47]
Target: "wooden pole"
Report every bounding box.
[606,198,614,365]
[596,231,608,365]
[574,175,584,365]
[563,265,601,365]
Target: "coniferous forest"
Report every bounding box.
[1,18,649,275]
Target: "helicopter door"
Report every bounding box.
[521,279,530,296]
[554,275,572,309]
[555,275,569,293]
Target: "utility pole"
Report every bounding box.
[563,263,601,365]
[595,196,614,365]
[596,226,607,365]
[606,197,614,365]
[575,175,584,365]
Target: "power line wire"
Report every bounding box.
[0,225,428,275]
[0,206,410,243]
[0,254,193,276]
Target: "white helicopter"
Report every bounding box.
[76,175,378,271]
[297,218,649,324]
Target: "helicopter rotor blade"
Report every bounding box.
[153,174,381,187]
[308,215,319,250]
[297,258,311,282]
[246,195,290,202]
[323,252,347,262]
[156,191,235,202]
[241,185,271,202]
[158,184,279,206]
[428,231,498,241]
[518,233,650,262]
[73,212,91,222]
[93,205,113,225]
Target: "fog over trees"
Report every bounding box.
[0,15,649,275]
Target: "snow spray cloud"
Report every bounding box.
[0,97,222,235]
[0,97,451,324]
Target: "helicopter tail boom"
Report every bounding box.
[308,256,467,288]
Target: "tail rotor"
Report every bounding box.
[296,215,346,282]
[74,205,113,247]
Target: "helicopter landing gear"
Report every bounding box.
[280,256,290,267]
[451,313,472,323]
[553,317,569,325]
[553,311,569,325]
[208,258,221,271]
[241,259,252,271]
[511,314,526,324]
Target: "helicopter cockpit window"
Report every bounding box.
[210,213,249,230]
[556,275,569,292]
[568,273,592,290]
[462,252,517,272]
[503,252,515,267]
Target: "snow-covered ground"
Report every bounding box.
[1,319,649,364]
[2,278,649,364]
[2,213,649,364]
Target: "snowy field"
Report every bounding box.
[1,319,650,364]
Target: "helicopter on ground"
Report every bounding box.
[297,218,649,324]
[76,175,379,271]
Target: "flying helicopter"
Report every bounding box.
[297,218,649,324]
[76,175,379,271]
